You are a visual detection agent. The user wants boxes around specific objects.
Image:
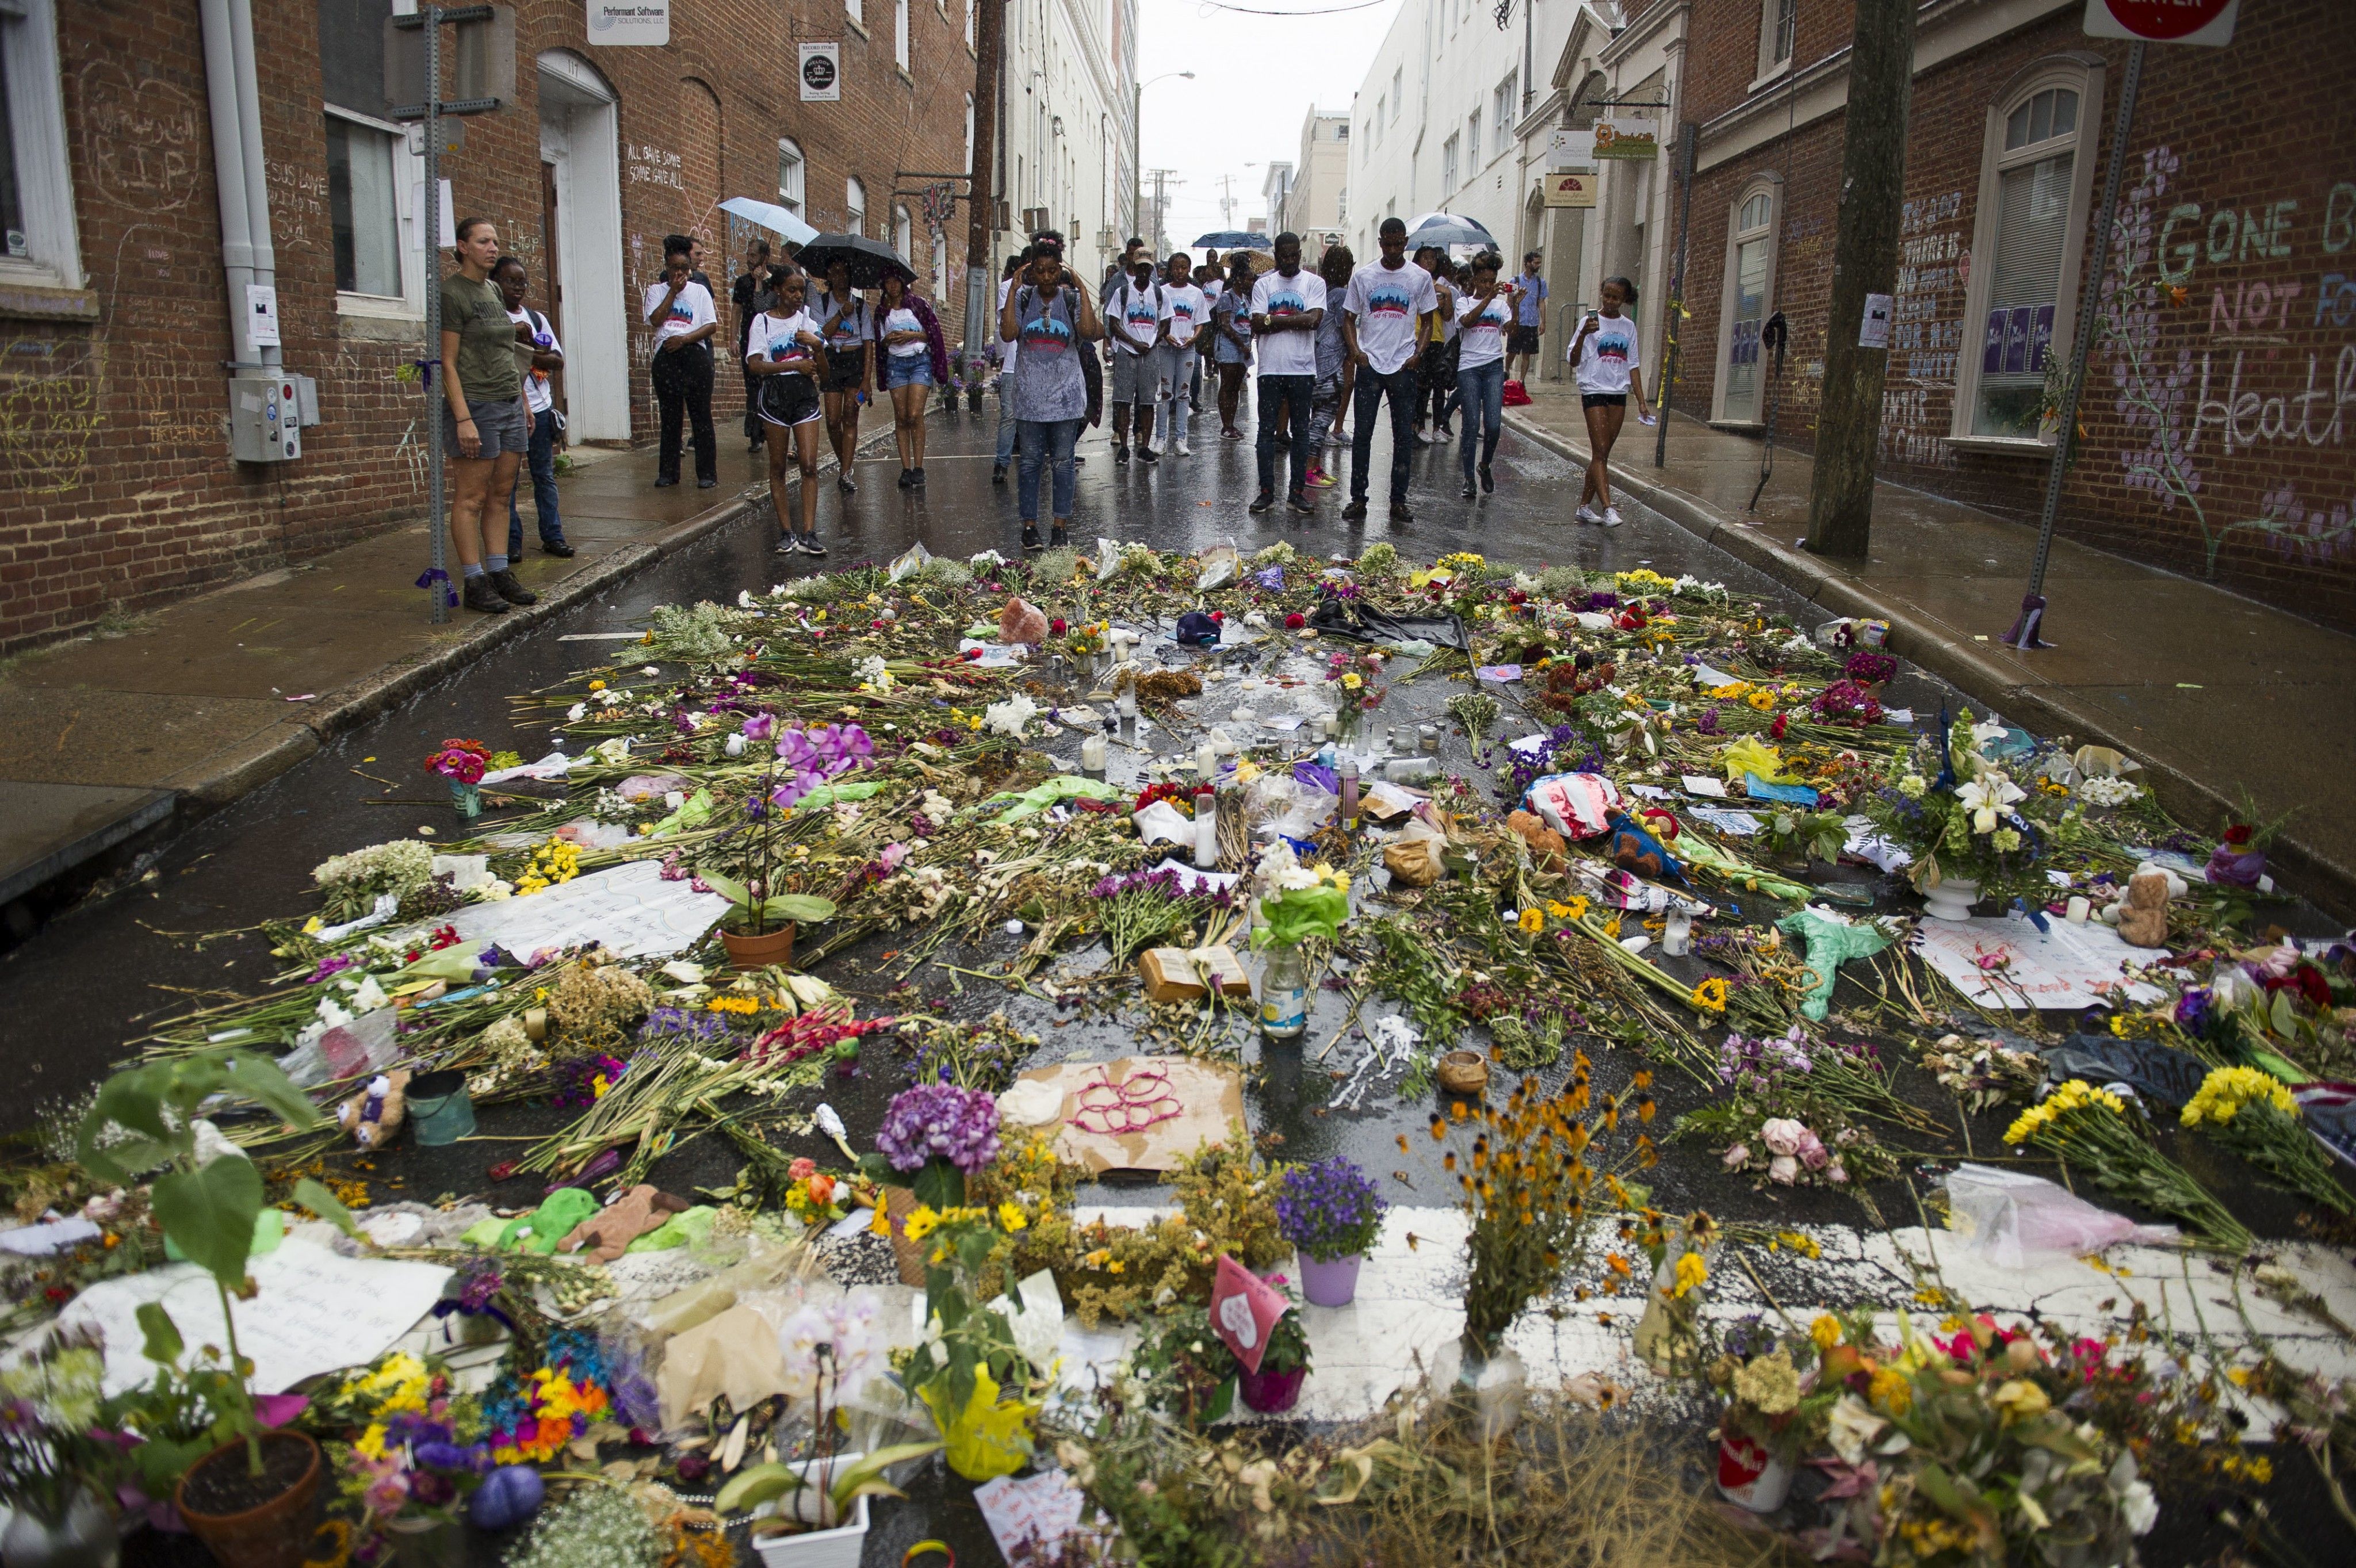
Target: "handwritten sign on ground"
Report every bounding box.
[1913,917,2164,1011]
[1019,1057,1246,1175]
[398,859,730,961]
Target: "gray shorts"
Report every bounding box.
[1110,349,1158,404]
[445,393,529,458]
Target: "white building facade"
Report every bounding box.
[1283,109,1352,245]
[995,0,1139,289]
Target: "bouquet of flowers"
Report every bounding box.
[1842,649,1897,687]
[1,1333,118,1529]
[313,1350,489,1547]
[482,1330,614,1465]
[1091,866,1227,962]
[1865,708,2055,905]
[1325,648,1389,733]
[871,1079,1001,1210]
[2004,1080,2251,1250]
[1250,844,1351,950]
[1808,680,1885,728]
[1275,1157,1389,1263]
[422,737,490,785]
[1442,1064,1609,1353]
[780,1157,851,1226]
[2181,1066,2350,1213]
[1703,1316,1834,1465]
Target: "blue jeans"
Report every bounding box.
[1350,365,1419,504]
[506,406,565,555]
[1456,360,1505,481]
[1256,374,1314,496]
[1016,418,1081,522]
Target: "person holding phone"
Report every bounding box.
[494,257,572,561]
[643,243,720,488]
[438,217,534,614]
[813,259,872,494]
[1451,251,1519,499]
[1567,275,1650,527]
[747,265,828,555]
[998,235,1101,551]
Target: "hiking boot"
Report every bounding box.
[1389,503,1413,525]
[541,539,577,558]
[462,578,511,614]
[489,569,538,606]
[1249,491,1276,514]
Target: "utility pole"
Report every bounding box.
[1145,167,1180,258]
[962,0,1005,388]
[1803,0,1914,558]
[1217,173,1238,230]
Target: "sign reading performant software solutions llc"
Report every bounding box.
[586,0,669,46]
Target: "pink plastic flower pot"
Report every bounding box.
[1296,1252,1362,1307]
[1238,1364,1307,1414]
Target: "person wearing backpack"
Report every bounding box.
[997,235,1101,551]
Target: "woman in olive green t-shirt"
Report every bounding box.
[439,217,537,613]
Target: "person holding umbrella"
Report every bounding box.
[746,263,829,554]
[874,268,948,488]
[998,235,1101,550]
[812,258,872,494]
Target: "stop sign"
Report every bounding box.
[2083,0,2238,45]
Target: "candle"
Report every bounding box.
[1663,907,1692,957]
[1195,787,1219,869]
[1195,739,1220,780]
[1081,732,1107,774]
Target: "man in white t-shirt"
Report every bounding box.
[1248,232,1326,514]
[641,242,720,487]
[494,257,572,559]
[992,251,1025,481]
[1104,254,1166,463]
[1340,216,1441,522]
[1154,254,1207,457]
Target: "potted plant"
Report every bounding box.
[1275,1157,1388,1307]
[1236,1302,1312,1415]
[1,1332,123,1567]
[75,1051,357,1568]
[862,1079,1001,1284]
[702,733,854,968]
[423,739,490,819]
[877,1206,1048,1482]
[1700,1319,1833,1513]
[1129,1305,1240,1430]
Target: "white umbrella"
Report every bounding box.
[1406,212,1496,249]
[720,197,819,248]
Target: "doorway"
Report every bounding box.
[537,51,628,444]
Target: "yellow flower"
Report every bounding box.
[1519,907,1545,934]
[1745,689,1778,712]
[1689,977,1728,1012]
[869,1204,891,1237]
[1867,1367,1914,1415]
[1810,1314,1844,1352]
[1990,1379,2050,1422]
[353,1422,391,1461]
[2182,1065,2298,1129]
[302,916,323,935]
[1083,1248,1112,1269]
[903,1206,940,1242]
[997,1202,1028,1233]
[1546,901,1573,919]
[1107,1260,1125,1275]
[588,680,606,691]
[1342,672,1363,690]
[1670,1251,1708,1299]
[1707,682,1752,700]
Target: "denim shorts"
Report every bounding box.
[884,354,933,389]
[444,393,529,458]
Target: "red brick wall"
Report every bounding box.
[0,0,982,652]
[1672,0,2356,630]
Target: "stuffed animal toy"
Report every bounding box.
[2117,870,2171,949]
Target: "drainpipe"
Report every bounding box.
[199,0,278,369]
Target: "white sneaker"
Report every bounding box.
[1574,504,1601,524]
[1602,506,1625,529]
[1176,438,1191,457]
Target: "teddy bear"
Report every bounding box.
[2116,870,2171,949]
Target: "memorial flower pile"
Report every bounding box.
[2006,1080,2252,1250]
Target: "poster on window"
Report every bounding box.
[586,1,670,46]
[800,43,842,102]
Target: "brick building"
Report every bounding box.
[0,0,985,652]
[1654,0,2356,630]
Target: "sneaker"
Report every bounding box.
[1410,428,1431,447]
[775,534,801,553]
[1138,443,1158,464]
[1436,422,1454,438]
[1573,504,1601,524]
[1288,491,1314,516]
[653,476,679,488]
[897,468,916,488]
[461,577,511,614]
[1114,443,1130,464]
[911,467,925,486]
[489,568,538,606]
[1310,468,1338,488]
[1389,503,1413,525]
[1176,438,1192,457]
[1602,506,1624,528]
[541,539,577,558]
[1460,481,1477,500]
[838,473,855,493]
[697,476,718,488]
[1341,499,1369,521]
[1249,491,1276,514]
[1479,464,1494,495]
[799,534,828,556]
[1050,525,1069,546]
[992,464,1007,484]
[1022,525,1044,551]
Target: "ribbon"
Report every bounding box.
[429,1297,517,1343]
[415,567,458,608]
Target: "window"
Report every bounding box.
[1391,70,1402,123]
[896,0,910,71]
[1335,121,1349,142]
[1957,68,2098,441]
[846,0,864,26]
[846,177,867,236]
[1441,134,1458,193]
[894,204,913,262]
[1336,186,1346,223]
[965,94,976,176]
[1758,0,1797,78]
[932,231,947,289]
[1468,110,1481,167]
[1716,183,1779,424]
[1494,72,1516,137]
[778,138,805,215]
[1374,97,1384,140]
[966,0,976,49]
[326,113,403,297]
[0,0,81,286]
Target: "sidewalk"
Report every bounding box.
[1505,386,2356,919]
[0,430,869,913]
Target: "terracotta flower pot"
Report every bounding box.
[175,1430,323,1568]
[1238,1363,1307,1413]
[1436,1050,1490,1096]
[882,1185,928,1286]
[721,921,796,970]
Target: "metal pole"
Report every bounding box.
[1654,121,1696,469]
[2014,40,2144,648]
[423,7,448,625]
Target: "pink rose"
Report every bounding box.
[1760,1117,1806,1158]
[1826,1157,1849,1184]
[1797,1128,1829,1171]
[1768,1155,1800,1185]
[1721,1144,1750,1171]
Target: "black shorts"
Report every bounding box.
[1509,325,1541,355]
[1581,392,1628,410]
[758,373,823,427]
[822,352,867,393]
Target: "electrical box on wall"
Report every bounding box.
[229,373,305,464]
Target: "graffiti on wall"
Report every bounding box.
[1879,190,1967,468]
[0,339,102,495]
[76,63,202,213]
[625,143,686,193]
[2101,147,2354,574]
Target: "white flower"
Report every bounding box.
[567,703,587,721]
[1827,1394,1887,1464]
[1898,773,1926,799]
[854,654,892,689]
[1970,718,2008,749]
[2079,775,2141,808]
[724,733,747,757]
[1957,772,2024,833]
[1768,1154,1800,1185]
[737,589,755,608]
[641,665,660,676]
[984,693,1039,737]
[2120,1478,2158,1536]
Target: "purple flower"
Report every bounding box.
[307,954,356,984]
[743,714,776,742]
[1275,1157,1389,1263]
[876,1081,1001,1175]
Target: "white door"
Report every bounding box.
[538,53,629,443]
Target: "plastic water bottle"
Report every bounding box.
[1260,944,1309,1040]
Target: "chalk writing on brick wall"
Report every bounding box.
[1879,190,1966,468]
[0,339,101,495]
[77,64,201,214]
[626,143,686,193]
[2102,147,2354,574]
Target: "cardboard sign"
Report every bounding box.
[1209,1253,1287,1374]
[1021,1057,1246,1175]
[1541,170,1598,209]
[1592,117,1659,160]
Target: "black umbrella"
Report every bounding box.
[793,233,916,289]
[1193,230,1272,250]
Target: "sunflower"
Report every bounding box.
[1689,977,1729,1012]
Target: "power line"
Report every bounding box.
[1186,0,1397,15]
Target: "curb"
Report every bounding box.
[1504,410,2356,922]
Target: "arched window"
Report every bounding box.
[1715,180,1780,424]
[846,177,867,236]
[777,139,805,216]
[1956,60,2103,443]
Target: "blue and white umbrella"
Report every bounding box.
[1406,211,1496,250]
[720,197,820,249]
